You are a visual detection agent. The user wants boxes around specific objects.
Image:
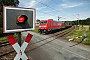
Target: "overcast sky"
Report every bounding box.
[19,0,90,21]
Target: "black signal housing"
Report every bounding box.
[17,15,28,24]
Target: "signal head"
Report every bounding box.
[17,15,28,23]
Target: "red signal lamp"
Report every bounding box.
[17,15,28,23]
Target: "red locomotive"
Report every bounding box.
[38,19,65,34]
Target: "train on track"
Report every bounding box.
[38,19,65,34]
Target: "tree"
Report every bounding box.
[86,18,90,25]
[36,19,40,22]
[64,17,90,25]
[0,0,19,27]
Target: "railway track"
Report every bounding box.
[0,26,74,59]
[26,26,74,51]
[0,41,10,47]
[0,41,15,59]
[29,26,74,44]
[0,42,13,58]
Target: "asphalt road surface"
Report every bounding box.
[21,31,90,60]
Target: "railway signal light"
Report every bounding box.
[3,6,36,33]
[17,15,28,24]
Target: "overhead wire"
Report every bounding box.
[51,0,78,20]
[37,11,60,21]
[34,0,67,19]
[37,11,54,16]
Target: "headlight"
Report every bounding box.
[39,26,41,27]
[43,26,47,27]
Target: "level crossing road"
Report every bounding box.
[21,31,90,60]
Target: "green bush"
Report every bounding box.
[32,26,39,33]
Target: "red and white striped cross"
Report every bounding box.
[7,33,33,60]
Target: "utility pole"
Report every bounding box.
[77,14,79,30]
[58,16,59,21]
[77,14,79,26]
[58,16,61,21]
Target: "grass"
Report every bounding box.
[0,36,7,41]
[67,25,90,45]
[32,26,39,33]
[0,34,18,41]
[32,26,90,45]
[0,26,39,41]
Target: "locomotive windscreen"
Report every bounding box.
[40,21,47,24]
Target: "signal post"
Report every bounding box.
[3,6,36,60]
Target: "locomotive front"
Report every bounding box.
[38,20,48,33]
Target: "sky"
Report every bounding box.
[19,0,90,21]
